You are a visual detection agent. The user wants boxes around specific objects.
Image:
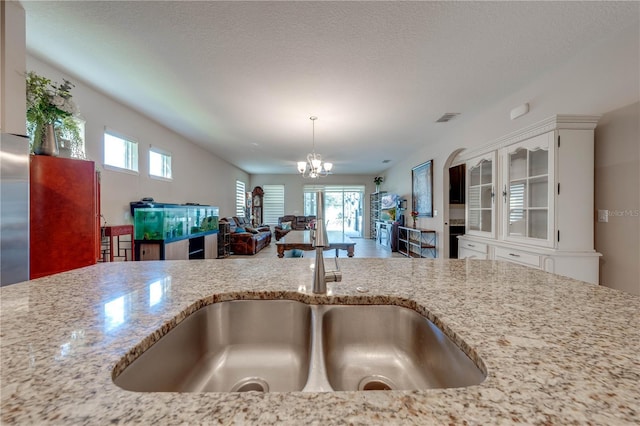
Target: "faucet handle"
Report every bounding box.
[325,270,342,283]
[325,257,342,283]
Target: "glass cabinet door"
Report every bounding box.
[503,133,553,245]
[466,153,495,237]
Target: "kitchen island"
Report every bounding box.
[1,258,638,424]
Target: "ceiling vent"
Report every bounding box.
[436,113,460,123]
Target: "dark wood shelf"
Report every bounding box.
[218,222,231,258]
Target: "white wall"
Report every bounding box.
[382,22,639,259]
[26,55,250,225]
[595,102,640,295]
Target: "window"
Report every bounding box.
[104,130,138,173]
[263,184,285,225]
[149,147,172,180]
[236,180,246,217]
[303,185,365,237]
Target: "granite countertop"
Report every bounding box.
[1,258,639,424]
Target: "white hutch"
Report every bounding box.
[456,115,600,284]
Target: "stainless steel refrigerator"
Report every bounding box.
[1,133,30,285]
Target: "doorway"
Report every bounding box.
[303,185,365,238]
[448,164,466,258]
[443,148,466,258]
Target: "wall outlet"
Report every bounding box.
[597,209,608,223]
[434,209,438,217]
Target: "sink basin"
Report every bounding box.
[321,305,486,391]
[114,299,485,393]
[114,300,312,392]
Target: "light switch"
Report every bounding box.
[597,210,608,223]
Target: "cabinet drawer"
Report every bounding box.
[495,247,540,268]
[458,246,487,260]
[459,240,487,253]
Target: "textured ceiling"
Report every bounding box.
[22,1,639,175]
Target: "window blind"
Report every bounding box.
[263,184,285,225]
[235,180,246,217]
[303,184,366,193]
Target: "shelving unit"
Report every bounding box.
[218,221,230,258]
[397,226,437,258]
[369,191,385,239]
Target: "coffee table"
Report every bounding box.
[276,230,356,258]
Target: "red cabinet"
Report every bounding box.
[30,156,100,279]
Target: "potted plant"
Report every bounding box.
[410,210,419,228]
[373,176,383,192]
[26,71,84,158]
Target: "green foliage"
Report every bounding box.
[25,71,85,158]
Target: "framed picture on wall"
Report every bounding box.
[412,160,433,217]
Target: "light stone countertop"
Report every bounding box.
[1,258,639,425]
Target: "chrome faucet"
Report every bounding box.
[312,191,342,294]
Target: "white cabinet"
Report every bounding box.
[457,238,488,260]
[465,152,496,238]
[494,246,541,268]
[456,115,600,284]
[501,132,555,247]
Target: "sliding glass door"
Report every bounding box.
[303,185,364,237]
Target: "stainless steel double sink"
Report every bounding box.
[114,300,485,393]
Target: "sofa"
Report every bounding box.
[221,216,272,255]
[274,215,316,240]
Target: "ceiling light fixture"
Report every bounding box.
[297,116,333,178]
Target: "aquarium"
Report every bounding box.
[134,204,218,241]
[186,206,219,234]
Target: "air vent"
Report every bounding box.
[436,113,460,123]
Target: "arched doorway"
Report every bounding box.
[442,148,466,258]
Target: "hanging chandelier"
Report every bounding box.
[297,116,333,178]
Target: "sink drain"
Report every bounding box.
[230,377,270,393]
[358,375,396,391]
